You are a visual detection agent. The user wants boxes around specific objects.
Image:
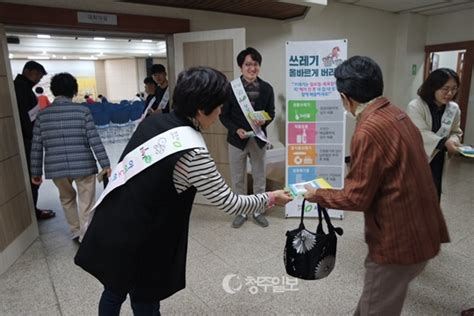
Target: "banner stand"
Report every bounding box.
[285,39,348,219]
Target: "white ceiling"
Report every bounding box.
[7,32,167,61]
[333,0,474,15]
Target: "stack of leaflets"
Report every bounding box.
[248,110,272,121]
[287,178,333,197]
[458,145,474,158]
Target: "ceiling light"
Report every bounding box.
[28,56,50,60]
[156,42,166,49]
[94,37,106,41]
[9,53,13,59]
[148,53,152,56]
[62,56,67,59]
[142,39,152,43]
[80,56,98,60]
[37,34,51,39]
[52,54,56,58]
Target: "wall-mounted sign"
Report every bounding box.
[77,11,118,26]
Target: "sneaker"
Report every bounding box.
[253,214,269,227]
[231,215,247,228]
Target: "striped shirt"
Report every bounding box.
[173,148,269,215]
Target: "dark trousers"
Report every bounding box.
[98,288,160,316]
[24,139,39,209]
[430,151,445,201]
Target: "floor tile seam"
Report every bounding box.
[1,248,47,270]
[187,285,212,310]
[191,234,255,253]
[189,235,216,253]
[40,238,64,316]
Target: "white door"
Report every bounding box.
[173,28,245,205]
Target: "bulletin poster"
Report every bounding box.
[285,39,347,219]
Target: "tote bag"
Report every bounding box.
[284,199,343,280]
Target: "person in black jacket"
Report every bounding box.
[13,60,55,220]
[150,64,170,114]
[74,67,292,316]
[142,76,158,116]
[220,47,275,228]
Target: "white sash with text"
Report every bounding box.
[230,78,268,143]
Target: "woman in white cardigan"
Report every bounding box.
[406,68,463,200]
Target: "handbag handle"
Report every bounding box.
[317,203,334,234]
[299,198,307,229]
[299,199,343,236]
[317,203,344,236]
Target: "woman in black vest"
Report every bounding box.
[75,67,292,316]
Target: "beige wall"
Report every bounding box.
[0,23,38,275]
[104,58,139,101]
[426,8,474,45]
[94,60,107,98]
[391,13,428,109]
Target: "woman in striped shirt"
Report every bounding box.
[75,66,292,316]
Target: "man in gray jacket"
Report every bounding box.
[31,73,111,242]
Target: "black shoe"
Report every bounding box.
[36,209,56,220]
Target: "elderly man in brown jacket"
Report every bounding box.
[304,56,449,315]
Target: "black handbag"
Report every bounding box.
[284,199,343,280]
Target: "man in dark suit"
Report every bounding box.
[14,60,55,220]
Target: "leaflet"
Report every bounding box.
[287,178,333,197]
[248,110,272,121]
[458,145,474,158]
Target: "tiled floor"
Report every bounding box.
[1,140,473,315]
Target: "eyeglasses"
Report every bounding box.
[243,62,260,68]
[439,86,458,94]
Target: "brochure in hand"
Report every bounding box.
[287,178,333,197]
[248,110,272,121]
[458,145,474,158]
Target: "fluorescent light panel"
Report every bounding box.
[37,34,51,39]
[94,37,106,41]
[28,56,50,60]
